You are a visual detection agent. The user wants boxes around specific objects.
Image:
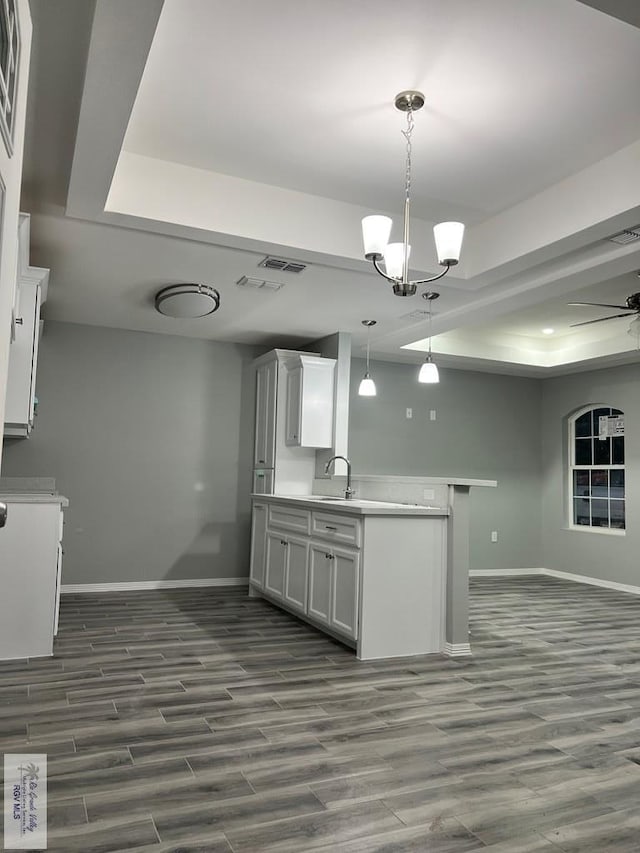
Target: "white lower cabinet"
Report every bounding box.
[258,505,361,643]
[0,499,66,660]
[308,544,332,625]
[282,537,309,614]
[308,543,359,640]
[265,532,287,599]
[330,546,360,640]
[251,497,448,660]
[249,502,267,588]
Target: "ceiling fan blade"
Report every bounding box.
[570,312,636,328]
[568,301,630,310]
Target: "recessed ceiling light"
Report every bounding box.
[541,327,555,335]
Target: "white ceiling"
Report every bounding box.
[23,0,640,376]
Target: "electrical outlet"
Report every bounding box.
[406,408,413,419]
[430,409,436,421]
[491,531,498,543]
[423,488,435,501]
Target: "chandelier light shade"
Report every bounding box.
[418,291,440,384]
[362,90,464,297]
[358,320,377,397]
[362,216,392,258]
[433,222,465,266]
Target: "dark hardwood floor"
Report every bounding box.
[3,576,640,852]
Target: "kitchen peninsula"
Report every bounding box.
[249,494,449,660]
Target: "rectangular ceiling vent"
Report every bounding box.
[400,309,432,320]
[608,227,640,245]
[236,275,283,292]
[258,256,307,274]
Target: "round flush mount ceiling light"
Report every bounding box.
[154,284,221,318]
[541,327,555,335]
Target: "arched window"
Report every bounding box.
[569,406,625,531]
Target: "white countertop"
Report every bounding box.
[0,493,69,507]
[252,494,449,517]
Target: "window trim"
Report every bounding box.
[567,404,625,535]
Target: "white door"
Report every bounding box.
[283,535,309,614]
[264,532,286,600]
[330,547,360,640]
[249,503,267,588]
[308,543,331,626]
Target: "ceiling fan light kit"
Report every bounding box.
[362,91,464,298]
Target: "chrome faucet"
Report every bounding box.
[324,455,354,500]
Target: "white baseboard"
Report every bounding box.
[444,642,472,657]
[470,567,640,597]
[470,568,546,577]
[61,578,249,594]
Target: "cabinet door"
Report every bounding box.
[254,360,277,467]
[285,366,302,445]
[249,503,268,588]
[283,536,309,614]
[4,282,41,434]
[308,544,331,626]
[330,547,360,640]
[264,532,286,600]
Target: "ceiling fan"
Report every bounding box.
[568,292,640,328]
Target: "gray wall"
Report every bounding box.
[2,321,256,584]
[541,362,639,586]
[349,358,543,571]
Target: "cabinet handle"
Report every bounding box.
[325,525,338,531]
[280,539,288,547]
[325,552,330,559]
[258,459,265,463]
[15,317,23,325]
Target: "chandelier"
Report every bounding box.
[362,91,464,297]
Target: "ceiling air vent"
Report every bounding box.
[400,309,432,320]
[608,227,640,245]
[236,275,283,292]
[258,256,307,273]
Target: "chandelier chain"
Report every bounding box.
[401,108,414,203]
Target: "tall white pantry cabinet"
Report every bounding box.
[252,349,336,496]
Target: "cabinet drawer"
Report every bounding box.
[311,511,361,548]
[268,504,311,535]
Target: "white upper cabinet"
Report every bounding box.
[284,355,335,448]
[4,214,49,438]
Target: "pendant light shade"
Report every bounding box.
[358,320,377,397]
[418,357,440,384]
[358,374,377,396]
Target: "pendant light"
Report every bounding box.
[418,292,440,384]
[358,320,377,396]
[362,91,464,298]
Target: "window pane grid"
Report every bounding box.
[570,407,625,531]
